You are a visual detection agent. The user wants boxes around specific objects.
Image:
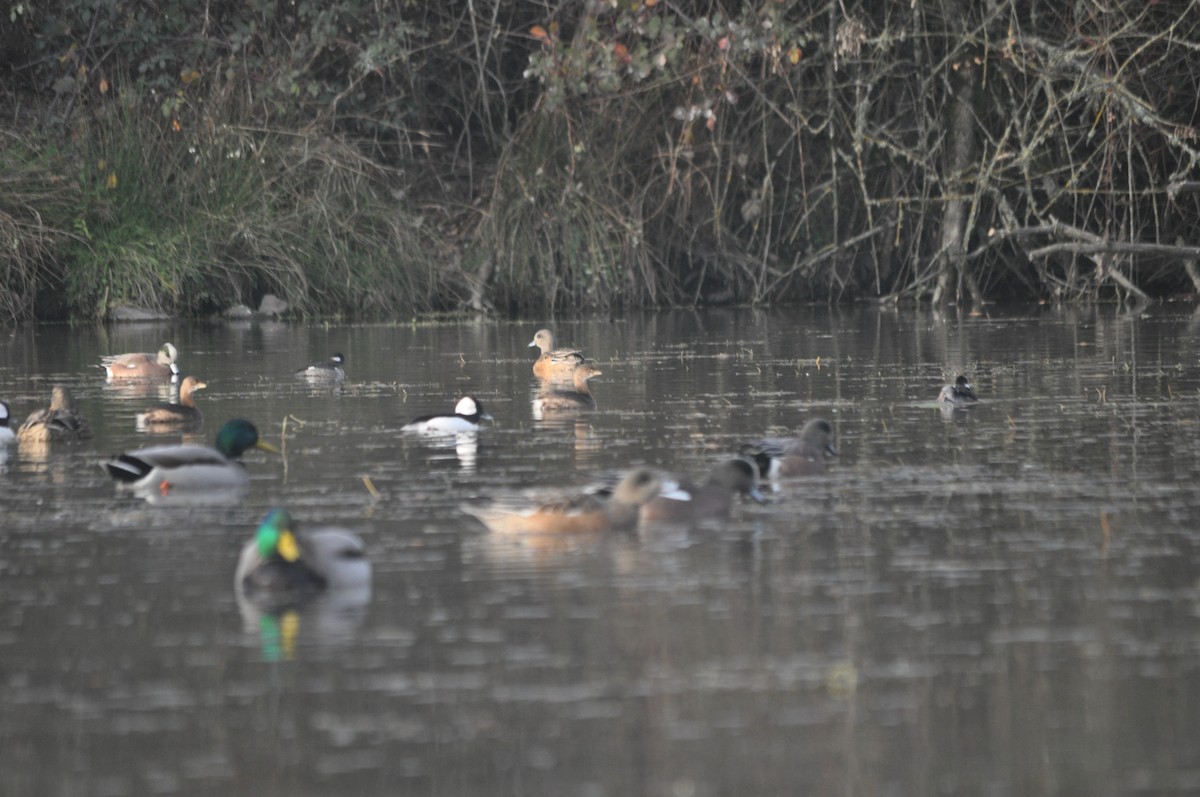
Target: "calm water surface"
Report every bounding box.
[2,306,1200,796]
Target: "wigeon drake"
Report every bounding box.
[741,418,837,479]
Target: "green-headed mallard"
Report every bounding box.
[102,418,277,493]
[236,508,371,602]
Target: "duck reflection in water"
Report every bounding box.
[532,362,602,419]
[235,508,372,660]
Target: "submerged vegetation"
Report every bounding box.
[3,1,1200,321]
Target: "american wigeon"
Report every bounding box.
[640,458,767,523]
[741,418,837,479]
[17,385,92,443]
[236,508,371,603]
[0,401,15,444]
[529,328,586,380]
[402,395,493,434]
[463,468,662,534]
[136,375,207,428]
[102,418,278,493]
[533,362,602,412]
[296,353,346,381]
[101,342,180,380]
[937,375,979,404]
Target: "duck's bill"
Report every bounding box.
[256,440,281,454]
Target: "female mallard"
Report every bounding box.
[17,385,92,443]
[101,342,180,380]
[295,353,346,382]
[462,468,662,534]
[136,375,207,428]
[533,362,602,413]
[528,329,586,380]
[236,508,371,603]
[102,418,277,493]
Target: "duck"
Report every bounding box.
[235,508,371,604]
[17,385,92,443]
[102,418,278,493]
[402,395,493,434]
[528,328,586,380]
[0,401,14,444]
[462,468,662,534]
[741,418,837,479]
[937,375,979,404]
[296,352,346,381]
[101,342,180,380]
[136,375,207,428]
[640,458,767,523]
[533,362,602,413]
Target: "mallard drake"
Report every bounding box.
[640,458,767,523]
[296,353,346,381]
[17,385,92,443]
[402,395,493,434]
[529,328,586,380]
[0,401,15,445]
[532,362,602,413]
[136,375,207,428]
[462,468,662,534]
[741,418,837,479]
[235,508,371,603]
[101,342,180,380]
[937,375,979,404]
[102,418,278,493]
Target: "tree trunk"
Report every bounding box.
[932,64,978,305]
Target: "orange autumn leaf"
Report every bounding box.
[613,42,631,64]
[530,25,551,44]
[645,0,659,5]
[171,118,182,132]
[788,46,803,64]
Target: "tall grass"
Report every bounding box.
[0,132,78,323]
[3,82,456,321]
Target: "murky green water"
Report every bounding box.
[2,306,1200,796]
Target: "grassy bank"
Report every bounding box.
[1,88,457,323]
[4,2,1200,322]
